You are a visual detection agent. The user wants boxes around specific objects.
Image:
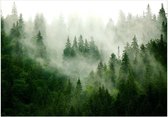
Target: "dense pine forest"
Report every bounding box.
[1,2,167,116]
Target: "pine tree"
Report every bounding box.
[131,35,139,61]
[109,53,116,73]
[158,3,167,25]
[76,79,82,94]
[11,2,18,22]
[146,4,152,20]
[158,4,167,41]
[84,39,89,53]
[34,14,46,38]
[78,35,84,53]
[97,61,104,77]
[119,51,129,80]
[89,38,100,60]
[66,37,71,49]
[36,31,46,58]
[72,36,78,50]
[1,16,6,51]
[109,53,117,82]
[63,37,72,57]
[18,14,24,37]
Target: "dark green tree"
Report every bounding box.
[72,36,78,50]
[131,35,139,60]
[63,37,76,58]
[18,14,24,38]
[97,61,104,77]
[78,35,84,53]
[76,79,82,94]
[89,38,100,60]
[158,4,167,41]
[63,37,72,57]
[88,87,113,115]
[36,31,47,59]
[108,53,117,82]
[84,39,89,53]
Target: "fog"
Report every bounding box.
[1,0,167,81]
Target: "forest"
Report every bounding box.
[1,2,167,116]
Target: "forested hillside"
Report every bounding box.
[1,2,167,116]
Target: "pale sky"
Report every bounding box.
[1,0,167,24]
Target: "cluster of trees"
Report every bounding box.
[3,2,47,61]
[1,2,167,116]
[106,4,167,46]
[2,11,82,115]
[85,34,167,115]
[63,35,100,60]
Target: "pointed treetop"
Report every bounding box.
[161,3,164,9]
[147,4,150,8]
[12,2,17,16]
[37,31,43,40]
[76,78,82,91]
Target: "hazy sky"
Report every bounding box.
[1,0,167,24]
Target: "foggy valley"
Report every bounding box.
[1,1,167,116]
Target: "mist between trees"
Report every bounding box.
[1,2,167,116]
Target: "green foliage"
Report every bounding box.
[63,35,101,60]
[63,37,75,58]
[1,3,167,116]
[36,31,47,59]
[88,87,114,115]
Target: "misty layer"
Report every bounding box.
[1,2,167,116]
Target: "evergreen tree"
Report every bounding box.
[146,4,152,20]
[72,36,78,50]
[89,38,100,59]
[158,4,167,41]
[18,14,24,38]
[36,31,46,58]
[158,3,167,25]
[109,53,116,82]
[34,14,46,38]
[78,35,84,53]
[63,37,72,58]
[1,16,8,54]
[76,79,82,93]
[131,35,139,57]
[11,2,18,22]
[109,53,116,73]
[84,39,89,53]
[119,51,129,81]
[88,86,113,115]
[97,61,104,77]
[9,22,23,57]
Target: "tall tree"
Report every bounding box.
[11,2,18,23]
[158,3,167,25]
[18,14,24,38]
[158,3,167,41]
[63,36,74,58]
[131,35,139,61]
[84,39,89,53]
[78,35,84,53]
[36,31,47,58]
[146,4,152,20]
[89,38,100,59]
[119,51,129,81]
[72,36,78,50]
[76,79,82,94]
[97,61,104,77]
[109,53,117,82]
[34,14,46,38]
